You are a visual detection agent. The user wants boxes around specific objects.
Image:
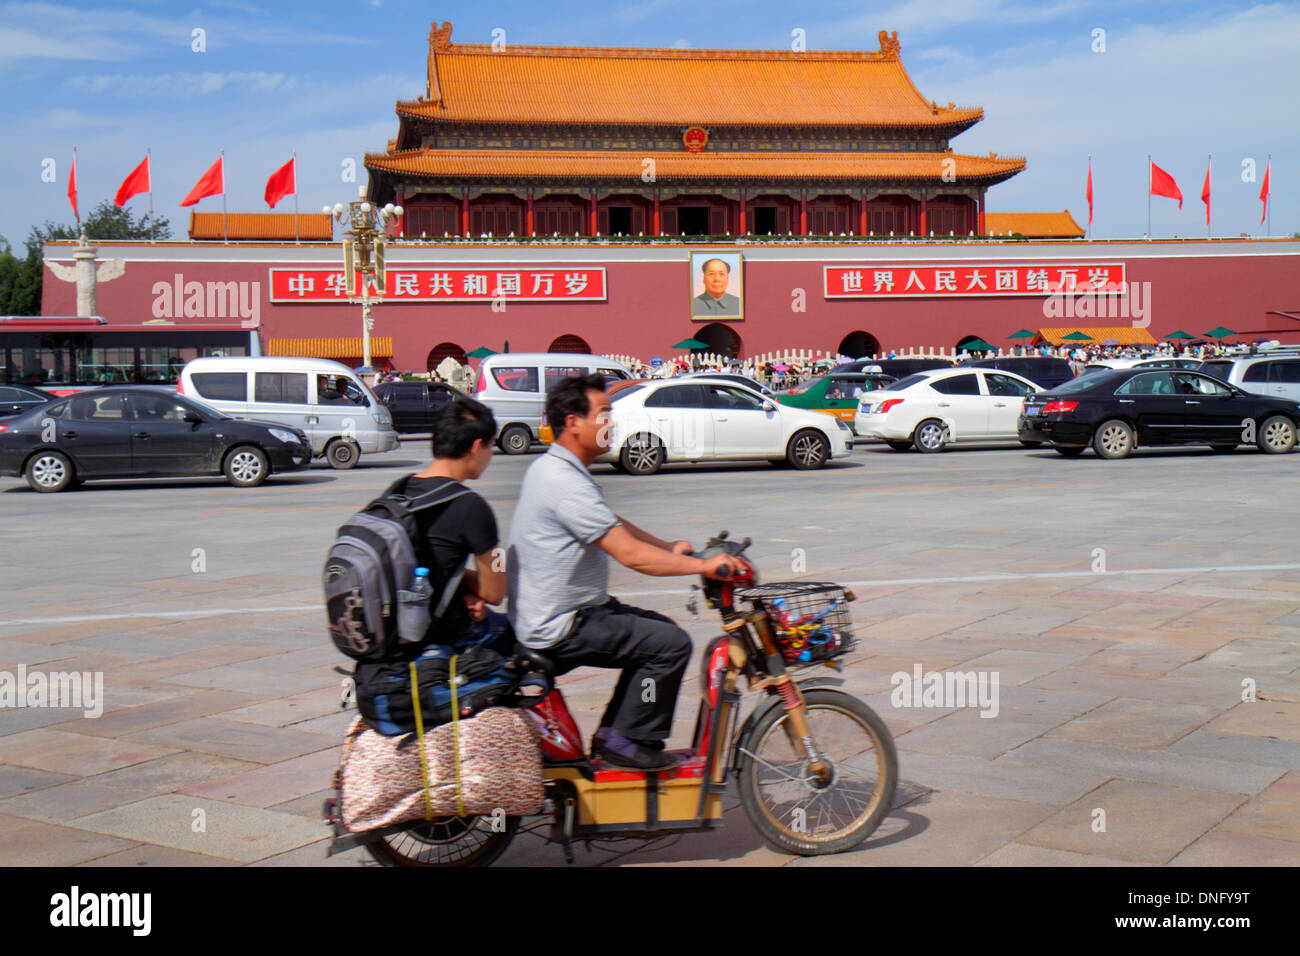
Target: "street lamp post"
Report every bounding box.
[324,187,403,374]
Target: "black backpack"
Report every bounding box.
[323,475,470,663]
[354,645,522,736]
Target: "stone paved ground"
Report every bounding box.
[1,438,1297,866]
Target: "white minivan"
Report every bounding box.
[473,353,632,453]
[179,357,399,468]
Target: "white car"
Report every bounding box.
[855,367,1041,452]
[599,377,852,474]
[1084,356,1203,373]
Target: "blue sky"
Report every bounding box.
[2,0,1295,248]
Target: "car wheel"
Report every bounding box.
[886,440,912,452]
[1054,445,1086,457]
[224,445,269,487]
[498,425,532,455]
[325,438,360,470]
[1208,443,1237,453]
[25,451,74,493]
[619,433,663,475]
[787,429,830,469]
[1092,419,1135,459]
[912,419,949,453]
[1256,415,1297,454]
[1019,440,1043,448]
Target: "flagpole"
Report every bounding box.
[72,144,79,227]
[221,148,228,243]
[1087,154,1091,240]
[1207,153,1211,238]
[147,147,153,217]
[1266,152,1271,237]
[1147,154,1151,240]
[293,149,299,245]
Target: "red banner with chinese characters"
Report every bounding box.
[269,267,607,302]
[824,262,1126,298]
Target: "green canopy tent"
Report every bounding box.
[1204,327,1237,339]
[956,339,995,352]
[1164,330,1194,340]
[1008,329,1037,339]
[1059,331,1095,342]
[466,346,497,359]
[672,338,710,350]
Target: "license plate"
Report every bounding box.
[1025,406,1042,417]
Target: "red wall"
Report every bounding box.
[42,242,1300,371]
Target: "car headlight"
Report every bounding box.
[268,428,299,444]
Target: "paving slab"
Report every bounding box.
[974,843,1142,866]
[1168,830,1300,866]
[0,813,140,866]
[888,750,1108,805]
[0,729,179,776]
[180,748,340,808]
[1167,729,1300,768]
[1015,779,1245,864]
[126,718,336,764]
[1044,697,1222,750]
[48,689,267,738]
[896,709,1069,760]
[219,686,347,728]
[1215,770,1300,843]
[76,844,242,866]
[73,794,328,862]
[1204,701,1300,743]
[0,764,76,799]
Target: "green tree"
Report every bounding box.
[4,201,172,316]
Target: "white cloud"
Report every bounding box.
[68,71,302,97]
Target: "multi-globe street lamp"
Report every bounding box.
[323,187,403,373]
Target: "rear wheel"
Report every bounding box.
[498,425,532,455]
[25,451,74,493]
[787,429,830,469]
[619,433,663,475]
[1054,445,1086,457]
[886,440,912,452]
[737,689,897,856]
[1092,419,1134,459]
[325,438,360,469]
[365,814,518,867]
[1257,415,1297,454]
[912,419,948,453]
[223,445,269,487]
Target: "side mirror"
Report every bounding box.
[184,411,204,424]
[763,401,776,412]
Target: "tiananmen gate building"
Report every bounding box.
[22,22,1300,385]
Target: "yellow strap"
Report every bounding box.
[449,653,466,817]
[409,661,433,821]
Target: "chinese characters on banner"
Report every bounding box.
[824,262,1126,298]
[269,267,607,302]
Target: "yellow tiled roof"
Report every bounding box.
[1038,328,1158,346]
[266,338,393,359]
[365,149,1025,183]
[189,213,332,241]
[405,23,982,128]
[985,210,1084,238]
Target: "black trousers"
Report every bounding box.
[544,597,692,741]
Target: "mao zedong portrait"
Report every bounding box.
[692,257,741,317]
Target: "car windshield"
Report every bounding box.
[1052,370,1114,393]
[879,373,928,392]
[610,384,646,402]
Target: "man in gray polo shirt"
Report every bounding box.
[507,374,736,772]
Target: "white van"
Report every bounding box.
[178,357,399,468]
[473,353,632,453]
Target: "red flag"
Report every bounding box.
[180,156,224,207]
[1260,161,1271,225]
[1086,160,1093,225]
[68,152,79,223]
[264,157,296,209]
[1150,161,1183,209]
[1201,159,1211,225]
[114,155,151,207]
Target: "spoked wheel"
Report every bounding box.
[736,688,897,856]
[365,814,518,867]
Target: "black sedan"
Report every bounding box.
[371,380,463,434]
[0,386,312,492]
[1019,368,1300,459]
[0,384,55,418]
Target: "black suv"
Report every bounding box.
[372,381,464,434]
[961,356,1074,390]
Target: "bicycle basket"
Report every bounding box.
[735,582,855,664]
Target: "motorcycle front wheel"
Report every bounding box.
[737,688,897,856]
[365,813,518,867]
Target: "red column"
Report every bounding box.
[977,191,985,236]
[919,192,928,236]
[526,192,534,236]
[588,193,598,236]
[460,193,470,237]
[859,195,867,236]
[798,190,808,236]
[652,191,661,236]
[739,193,747,235]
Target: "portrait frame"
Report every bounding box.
[689,250,743,321]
